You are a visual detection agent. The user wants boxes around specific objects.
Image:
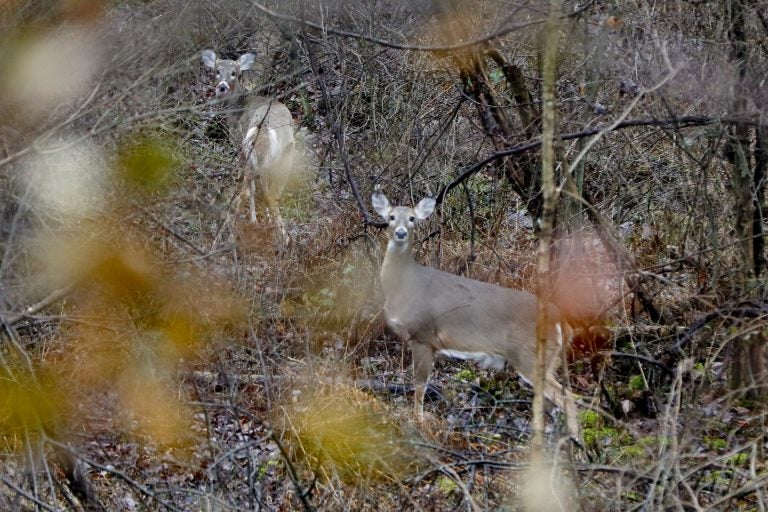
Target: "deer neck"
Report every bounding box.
[380,239,419,298]
[218,92,249,139]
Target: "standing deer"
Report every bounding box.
[372,191,579,438]
[201,49,296,242]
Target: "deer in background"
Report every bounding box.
[201,49,296,243]
[372,191,579,439]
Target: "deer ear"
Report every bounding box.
[238,53,256,71]
[415,197,435,220]
[371,192,391,218]
[201,49,217,69]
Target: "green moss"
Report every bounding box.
[437,476,458,494]
[617,444,644,461]
[579,410,600,428]
[703,470,730,489]
[637,436,658,448]
[579,409,643,463]
[257,458,281,479]
[628,374,645,392]
[583,425,622,447]
[704,436,727,452]
[455,368,476,382]
[727,453,748,466]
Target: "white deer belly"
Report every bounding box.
[437,349,506,370]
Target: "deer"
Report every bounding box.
[371,191,579,439]
[201,49,296,243]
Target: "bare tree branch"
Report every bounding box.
[250,0,595,53]
[437,114,756,205]
[2,284,75,326]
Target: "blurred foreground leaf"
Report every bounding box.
[117,134,180,195]
[282,382,422,483]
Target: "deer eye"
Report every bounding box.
[389,215,395,221]
[408,216,415,222]
[215,70,221,77]
[231,71,237,78]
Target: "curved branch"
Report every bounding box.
[437,115,758,204]
[604,351,675,375]
[250,0,593,53]
[670,302,768,356]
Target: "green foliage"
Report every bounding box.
[582,423,620,448]
[703,470,730,490]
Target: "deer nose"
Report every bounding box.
[216,82,229,95]
[394,228,408,240]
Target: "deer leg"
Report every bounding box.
[232,189,243,220]
[545,375,580,441]
[549,322,580,440]
[411,342,435,420]
[263,193,288,245]
[248,179,257,223]
[272,204,287,242]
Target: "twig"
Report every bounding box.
[300,27,372,226]
[0,475,57,512]
[45,439,181,512]
[603,351,675,375]
[669,303,768,356]
[151,215,206,255]
[437,461,482,512]
[270,431,315,512]
[3,284,75,325]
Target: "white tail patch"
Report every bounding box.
[267,128,280,162]
[243,126,260,167]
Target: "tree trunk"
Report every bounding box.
[726,0,766,400]
[533,0,562,454]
